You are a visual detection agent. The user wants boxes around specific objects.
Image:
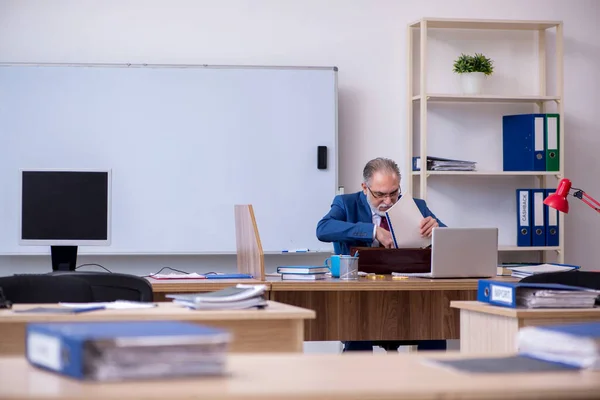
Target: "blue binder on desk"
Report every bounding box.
[477,280,598,309]
[531,188,546,246]
[545,188,559,246]
[25,321,231,380]
[516,189,531,246]
[503,114,546,171]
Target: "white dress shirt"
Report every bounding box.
[369,205,382,247]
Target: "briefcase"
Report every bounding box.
[350,247,431,275]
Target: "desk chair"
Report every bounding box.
[0,275,95,303]
[50,271,154,302]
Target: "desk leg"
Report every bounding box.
[459,309,519,353]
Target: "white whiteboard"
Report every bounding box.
[0,63,338,255]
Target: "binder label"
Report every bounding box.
[534,191,544,226]
[27,332,62,370]
[519,190,529,227]
[548,191,558,225]
[534,117,544,151]
[491,284,513,304]
[547,117,558,149]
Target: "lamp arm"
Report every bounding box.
[572,189,600,213]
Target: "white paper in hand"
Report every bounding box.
[384,195,431,248]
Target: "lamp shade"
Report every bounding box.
[544,178,571,213]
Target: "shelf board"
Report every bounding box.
[499,246,560,252]
[412,94,561,103]
[411,171,560,177]
[408,18,560,31]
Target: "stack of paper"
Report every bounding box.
[507,263,579,278]
[166,284,267,310]
[384,195,431,249]
[516,287,599,308]
[517,322,600,370]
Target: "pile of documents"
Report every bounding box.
[26,321,231,381]
[515,287,599,308]
[505,263,580,278]
[384,194,432,249]
[517,322,600,370]
[167,284,267,310]
[413,156,476,171]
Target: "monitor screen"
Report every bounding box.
[20,170,111,245]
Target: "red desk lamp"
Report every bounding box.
[544,178,600,214]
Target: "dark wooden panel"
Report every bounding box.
[270,290,477,341]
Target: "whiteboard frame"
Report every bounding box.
[0,62,339,256]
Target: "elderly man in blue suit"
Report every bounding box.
[316,157,447,352]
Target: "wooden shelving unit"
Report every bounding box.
[406,17,564,262]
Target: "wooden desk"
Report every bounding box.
[1,353,598,399]
[451,301,600,353]
[267,276,502,342]
[0,301,314,355]
[149,278,268,301]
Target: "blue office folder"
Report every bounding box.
[477,280,595,308]
[26,321,231,380]
[502,114,546,171]
[516,189,531,246]
[531,188,546,246]
[545,188,559,246]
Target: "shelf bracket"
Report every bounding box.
[553,99,561,105]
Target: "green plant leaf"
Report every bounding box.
[452,53,494,75]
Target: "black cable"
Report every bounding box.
[75,263,112,273]
[143,266,191,278]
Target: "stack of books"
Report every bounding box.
[517,322,600,370]
[167,284,267,310]
[276,265,329,280]
[412,156,476,171]
[26,321,231,381]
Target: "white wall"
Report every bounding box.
[0,0,598,277]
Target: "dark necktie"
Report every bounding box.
[380,216,389,231]
[378,217,390,247]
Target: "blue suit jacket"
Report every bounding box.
[316,191,445,255]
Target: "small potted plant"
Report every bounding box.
[452,53,494,95]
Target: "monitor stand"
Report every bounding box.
[51,246,78,271]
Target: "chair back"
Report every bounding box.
[51,271,154,302]
[0,275,95,304]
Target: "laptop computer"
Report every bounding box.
[394,227,498,279]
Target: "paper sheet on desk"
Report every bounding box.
[385,195,431,248]
[60,301,157,309]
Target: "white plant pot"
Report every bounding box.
[460,72,486,95]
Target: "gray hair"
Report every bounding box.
[362,157,401,184]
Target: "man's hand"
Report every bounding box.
[420,217,438,237]
[375,226,394,248]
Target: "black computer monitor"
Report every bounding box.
[20,170,112,271]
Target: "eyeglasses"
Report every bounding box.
[367,186,400,200]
